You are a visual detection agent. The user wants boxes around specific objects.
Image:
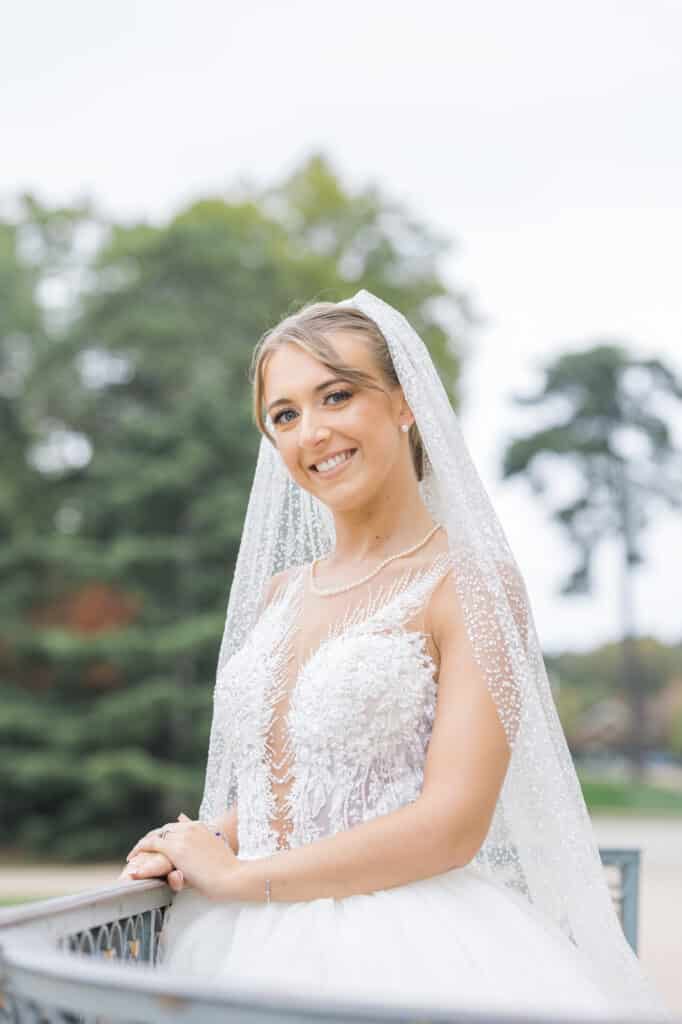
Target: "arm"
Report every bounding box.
[220,571,511,903]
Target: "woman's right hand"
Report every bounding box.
[119,851,186,892]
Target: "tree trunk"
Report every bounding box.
[617,461,646,782]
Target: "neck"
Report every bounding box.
[327,480,436,568]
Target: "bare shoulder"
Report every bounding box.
[424,562,464,659]
[425,553,531,658]
[262,564,302,609]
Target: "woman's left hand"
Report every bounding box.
[126,813,241,900]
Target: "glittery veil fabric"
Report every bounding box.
[198,289,670,1019]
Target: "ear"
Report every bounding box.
[398,392,415,427]
[391,385,410,420]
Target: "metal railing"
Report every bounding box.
[0,849,642,1024]
[599,847,640,954]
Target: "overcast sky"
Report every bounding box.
[2,0,681,652]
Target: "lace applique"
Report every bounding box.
[219,551,455,857]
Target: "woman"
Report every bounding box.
[121,290,670,1019]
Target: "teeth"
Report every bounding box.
[315,449,354,473]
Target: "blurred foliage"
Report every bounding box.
[0,153,477,861]
[503,344,682,596]
[547,637,681,697]
[669,706,682,758]
[503,344,682,776]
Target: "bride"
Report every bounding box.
[120,290,670,1019]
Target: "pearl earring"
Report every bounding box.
[401,423,410,433]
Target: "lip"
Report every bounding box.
[310,448,358,478]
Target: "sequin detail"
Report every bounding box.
[209,552,454,858]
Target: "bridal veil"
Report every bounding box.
[198,289,669,1019]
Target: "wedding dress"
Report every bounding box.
[155,288,669,1019]
[157,548,617,1018]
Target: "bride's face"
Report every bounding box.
[262,332,414,510]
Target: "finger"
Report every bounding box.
[129,836,166,860]
[126,836,153,860]
[124,856,148,877]
[127,827,173,859]
[167,869,185,892]
[119,866,143,881]
[127,821,179,859]
[121,854,144,875]
[127,827,162,858]
[128,855,168,878]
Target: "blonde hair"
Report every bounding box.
[249,301,427,481]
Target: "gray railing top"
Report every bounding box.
[0,878,169,944]
[0,937,673,1024]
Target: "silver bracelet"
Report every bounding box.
[265,878,271,904]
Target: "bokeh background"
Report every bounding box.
[1,0,681,1010]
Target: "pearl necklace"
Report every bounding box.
[309,522,444,598]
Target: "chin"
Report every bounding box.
[322,479,386,515]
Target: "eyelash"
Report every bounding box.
[273,389,353,426]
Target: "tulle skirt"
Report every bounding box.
[156,861,615,1018]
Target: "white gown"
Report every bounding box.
[157,550,616,1018]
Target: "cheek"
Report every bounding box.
[276,436,318,486]
[276,436,302,473]
[354,405,398,453]
[344,400,390,443]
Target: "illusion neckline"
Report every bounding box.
[309,523,445,598]
[289,548,455,668]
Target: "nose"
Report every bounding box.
[298,407,330,451]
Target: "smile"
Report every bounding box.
[311,448,358,477]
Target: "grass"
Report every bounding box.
[580,775,682,815]
[0,894,58,907]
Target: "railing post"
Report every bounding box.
[620,849,640,955]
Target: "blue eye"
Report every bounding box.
[273,408,296,426]
[273,390,352,426]
[325,389,353,405]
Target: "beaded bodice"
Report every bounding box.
[206,550,455,859]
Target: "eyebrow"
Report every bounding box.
[266,376,353,414]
